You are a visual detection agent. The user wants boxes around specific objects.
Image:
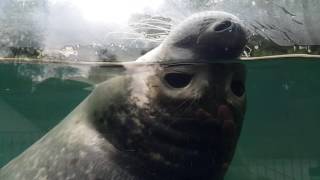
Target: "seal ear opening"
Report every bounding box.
[230,78,245,97]
[164,73,193,88]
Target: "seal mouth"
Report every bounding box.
[141,104,237,158]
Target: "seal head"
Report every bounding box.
[95,11,248,180]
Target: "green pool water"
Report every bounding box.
[0,58,320,180]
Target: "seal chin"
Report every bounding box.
[121,103,238,180]
[140,103,237,166]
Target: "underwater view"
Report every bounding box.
[1,0,320,179]
[1,58,320,180]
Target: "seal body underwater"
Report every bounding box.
[0,11,248,180]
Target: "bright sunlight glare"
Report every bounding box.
[50,0,164,23]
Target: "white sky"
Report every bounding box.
[49,0,164,23]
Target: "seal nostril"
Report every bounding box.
[164,73,193,88]
[214,20,232,32]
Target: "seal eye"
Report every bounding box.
[164,73,193,88]
[231,79,245,97]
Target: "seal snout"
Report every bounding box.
[196,19,247,60]
[138,11,248,63]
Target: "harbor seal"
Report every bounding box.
[0,11,247,180]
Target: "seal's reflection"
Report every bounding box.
[97,62,246,180]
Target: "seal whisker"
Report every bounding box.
[171,99,191,113]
